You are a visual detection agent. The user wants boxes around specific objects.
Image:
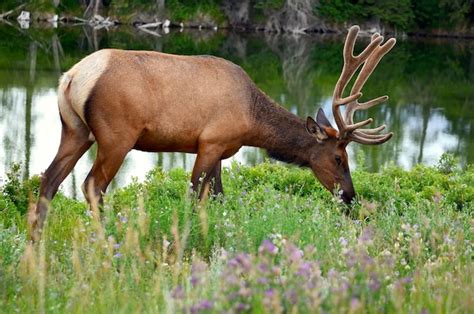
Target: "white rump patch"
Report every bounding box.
[59,50,112,128]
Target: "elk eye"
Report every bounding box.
[335,155,342,165]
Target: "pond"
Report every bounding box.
[0,23,473,197]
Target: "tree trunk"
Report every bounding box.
[24,42,37,180]
[84,0,103,19]
[223,0,250,28]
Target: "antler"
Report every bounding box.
[332,25,396,145]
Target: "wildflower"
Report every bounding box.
[171,286,185,299]
[369,273,381,291]
[113,253,122,259]
[443,234,453,245]
[223,273,239,285]
[238,286,251,297]
[350,298,362,312]
[286,243,303,263]
[285,289,298,304]
[358,227,374,245]
[259,239,278,255]
[258,262,269,274]
[191,260,207,286]
[236,303,249,312]
[345,250,357,267]
[339,237,348,247]
[190,299,213,314]
[233,253,252,272]
[399,277,413,285]
[296,262,312,277]
[265,289,274,298]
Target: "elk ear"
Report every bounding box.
[316,108,334,128]
[306,116,328,143]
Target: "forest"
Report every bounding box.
[1,0,474,35]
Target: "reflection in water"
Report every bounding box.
[0,24,472,196]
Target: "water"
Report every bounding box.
[0,24,473,197]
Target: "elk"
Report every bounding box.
[31,25,395,240]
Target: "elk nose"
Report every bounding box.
[341,190,355,204]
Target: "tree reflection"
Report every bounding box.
[0,24,472,197]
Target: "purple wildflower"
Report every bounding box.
[263,289,275,306]
[339,236,348,246]
[350,298,362,311]
[345,250,357,267]
[265,289,275,298]
[369,273,381,291]
[223,273,239,285]
[190,299,213,314]
[358,227,374,245]
[233,253,252,272]
[285,289,298,304]
[191,260,207,287]
[171,285,185,299]
[236,303,249,312]
[258,262,269,273]
[399,276,413,285]
[286,243,303,263]
[296,262,312,277]
[259,240,278,255]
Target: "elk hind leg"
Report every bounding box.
[32,123,93,240]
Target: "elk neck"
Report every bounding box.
[243,88,315,167]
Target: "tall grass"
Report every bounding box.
[0,156,473,312]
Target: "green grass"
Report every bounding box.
[0,156,473,313]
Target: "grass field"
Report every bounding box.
[0,155,473,313]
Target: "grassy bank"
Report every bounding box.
[0,157,473,312]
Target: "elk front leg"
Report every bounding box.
[209,160,223,196]
[191,146,223,200]
[82,144,130,206]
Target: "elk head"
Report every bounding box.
[306,25,396,204]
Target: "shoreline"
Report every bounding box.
[1,4,474,41]
[3,17,474,42]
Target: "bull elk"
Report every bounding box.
[31,26,395,240]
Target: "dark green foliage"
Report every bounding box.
[0,163,40,216]
[317,0,473,31]
[2,1,472,32]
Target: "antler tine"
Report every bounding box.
[331,25,396,145]
[345,39,396,126]
[346,38,395,144]
[351,131,393,145]
[332,25,384,139]
[357,124,386,135]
